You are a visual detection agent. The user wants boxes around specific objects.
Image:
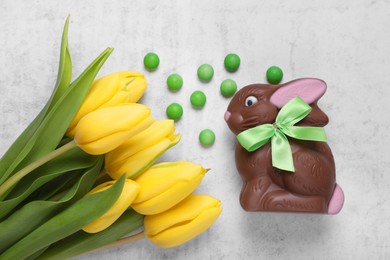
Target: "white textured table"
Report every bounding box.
[1,0,389,259]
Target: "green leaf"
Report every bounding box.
[39,210,144,259]
[49,15,73,111]
[28,169,84,202]
[0,146,97,220]
[0,17,72,184]
[0,47,113,190]
[0,157,103,254]
[25,247,49,260]
[0,175,125,259]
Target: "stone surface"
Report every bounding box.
[1,0,390,259]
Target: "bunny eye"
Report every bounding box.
[244,96,258,107]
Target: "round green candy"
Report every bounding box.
[143,52,160,71]
[190,90,207,108]
[224,53,240,72]
[199,129,215,147]
[220,79,237,97]
[166,103,183,121]
[197,64,214,82]
[167,73,183,91]
[266,66,283,84]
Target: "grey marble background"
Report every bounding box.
[1,0,389,259]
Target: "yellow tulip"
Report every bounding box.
[82,179,140,233]
[144,194,222,248]
[67,71,147,137]
[131,161,206,215]
[74,103,151,155]
[105,120,180,179]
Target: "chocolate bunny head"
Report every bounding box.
[224,78,329,135]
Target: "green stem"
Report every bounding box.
[95,231,145,252]
[0,140,77,199]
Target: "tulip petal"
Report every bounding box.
[67,71,148,137]
[132,161,205,203]
[131,174,204,215]
[133,161,206,208]
[144,194,222,248]
[76,130,136,155]
[83,179,140,233]
[100,91,130,109]
[144,194,220,235]
[125,76,147,103]
[104,117,155,167]
[67,73,121,134]
[74,104,151,155]
[107,134,180,179]
[106,120,175,165]
[83,72,121,106]
[147,207,221,248]
[75,104,150,143]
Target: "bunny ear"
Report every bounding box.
[270,78,327,108]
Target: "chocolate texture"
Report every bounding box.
[224,78,344,214]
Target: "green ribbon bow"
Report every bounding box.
[236,97,327,172]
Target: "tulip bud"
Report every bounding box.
[131,161,207,215]
[144,194,222,248]
[82,179,140,233]
[74,103,151,155]
[105,120,180,179]
[67,71,147,137]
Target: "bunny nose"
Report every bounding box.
[224,111,231,121]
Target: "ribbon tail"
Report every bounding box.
[271,130,294,172]
[281,125,327,142]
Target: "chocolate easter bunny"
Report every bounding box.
[224,78,344,214]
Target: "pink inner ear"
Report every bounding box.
[270,78,327,108]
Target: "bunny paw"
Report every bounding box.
[327,184,344,214]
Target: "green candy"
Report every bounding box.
[190,90,206,108]
[197,64,214,82]
[199,129,215,147]
[166,73,183,92]
[266,66,283,84]
[224,53,240,72]
[143,52,160,71]
[166,103,183,121]
[220,79,237,97]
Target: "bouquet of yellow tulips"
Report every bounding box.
[0,17,221,259]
